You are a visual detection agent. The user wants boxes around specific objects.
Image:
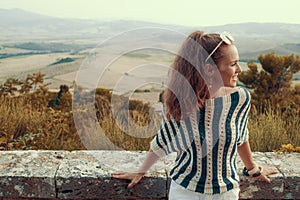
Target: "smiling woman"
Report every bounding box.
[112,30,279,200]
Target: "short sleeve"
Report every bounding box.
[237,87,251,146]
[150,116,177,157]
[150,110,197,157]
[237,126,249,146]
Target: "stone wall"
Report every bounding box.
[0,151,299,199]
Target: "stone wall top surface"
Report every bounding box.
[0,151,299,199]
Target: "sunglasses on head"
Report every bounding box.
[205,31,234,63]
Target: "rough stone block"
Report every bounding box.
[0,151,299,199]
[56,151,168,199]
[266,152,300,199]
[237,152,284,199]
[0,151,64,199]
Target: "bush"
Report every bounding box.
[248,104,300,152]
[239,53,300,110]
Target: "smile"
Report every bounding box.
[232,75,238,81]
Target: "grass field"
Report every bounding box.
[0,46,299,152]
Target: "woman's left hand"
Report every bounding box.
[256,166,279,183]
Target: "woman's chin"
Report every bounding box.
[231,80,237,87]
[224,83,236,88]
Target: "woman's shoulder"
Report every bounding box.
[236,86,251,97]
[232,86,251,104]
[206,86,250,106]
[212,86,249,98]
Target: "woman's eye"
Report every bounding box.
[231,62,239,67]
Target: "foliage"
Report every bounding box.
[0,71,47,96]
[0,42,93,59]
[9,42,85,52]
[239,52,300,152]
[0,51,47,59]
[248,104,300,152]
[0,73,158,151]
[0,94,83,150]
[49,57,75,66]
[239,52,300,110]
[273,144,300,153]
[95,88,112,100]
[0,70,299,152]
[0,72,81,150]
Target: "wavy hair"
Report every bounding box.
[163,30,227,120]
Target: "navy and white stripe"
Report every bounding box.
[150,87,251,195]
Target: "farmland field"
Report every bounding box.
[1,45,299,104]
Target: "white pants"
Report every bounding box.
[168,180,240,200]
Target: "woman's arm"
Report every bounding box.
[237,141,278,183]
[113,150,159,188]
[237,141,256,169]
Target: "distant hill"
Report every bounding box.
[206,23,300,60]
[1,8,300,60]
[239,43,300,60]
[0,8,54,25]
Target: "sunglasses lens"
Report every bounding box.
[205,31,234,63]
[221,32,234,44]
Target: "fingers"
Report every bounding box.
[113,171,144,189]
[263,166,279,176]
[257,166,279,183]
[258,174,271,183]
[127,182,135,189]
[127,176,142,189]
[244,166,279,183]
[112,172,132,180]
[112,172,124,178]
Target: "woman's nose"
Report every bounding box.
[236,63,242,73]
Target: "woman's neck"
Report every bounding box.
[210,86,238,99]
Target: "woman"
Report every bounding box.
[113,30,278,199]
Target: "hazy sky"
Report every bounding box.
[0,0,299,26]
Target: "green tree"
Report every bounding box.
[239,52,300,110]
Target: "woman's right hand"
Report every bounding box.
[112,172,145,188]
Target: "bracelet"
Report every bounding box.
[243,166,263,177]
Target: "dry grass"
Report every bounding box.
[0,93,84,150]
[248,105,300,152]
[1,44,298,152]
[0,80,299,152]
[0,86,161,151]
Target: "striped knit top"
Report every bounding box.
[150,87,251,195]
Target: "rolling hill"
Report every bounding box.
[1,8,300,60]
